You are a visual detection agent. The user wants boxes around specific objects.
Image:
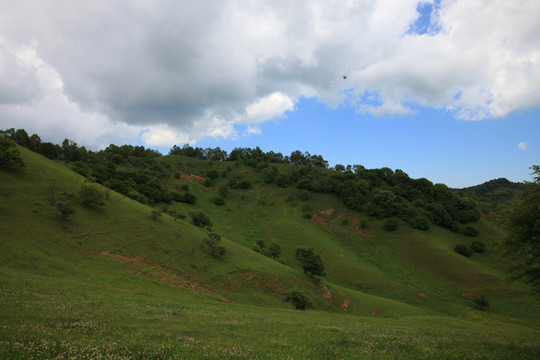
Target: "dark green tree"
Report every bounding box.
[475,295,490,310]
[266,242,282,260]
[190,211,212,228]
[56,200,75,220]
[0,137,25,168]
[151,209,162,220]
[455,244,473,257]
[295,247,325,276]
[78,184,105,207]
[505,165,540,294]
[284,290,312,310]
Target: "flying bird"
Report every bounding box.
[342,75,347,79]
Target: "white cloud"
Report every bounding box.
[518,142,528,151]
[245,92,294,124]
[0,0,539,148]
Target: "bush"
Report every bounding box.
[475,295,489,310]
[409,215,430,231]
[0,137,25,168]
[284,290,312,310]
[236,180,252,190]
[295,247,325,276]
[204,233,225,258]
[455,244,473,257]
[471,240,486,253]
[190,211,212,228]
[462,226,479,237]
[78,184,105,207]
[383,219,399,232]
[210,196,225,205]
[151,209,162,220]
[56,200,75,220]
[206,169,219,180]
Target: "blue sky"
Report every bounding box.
[1,0,539,188]
[195,98,539,187]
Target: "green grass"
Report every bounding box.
[1,147,539,358]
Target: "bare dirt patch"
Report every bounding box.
[100,251,232,302]
[341,299,351,312]
[312,210,375,238]
[180,174,205,181]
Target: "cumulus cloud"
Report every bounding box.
[518,142,528,151]
[0,0,539,148]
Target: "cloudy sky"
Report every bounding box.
[1,0,539,187]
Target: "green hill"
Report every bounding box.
[462,177,526,204]
[1,145,539,359]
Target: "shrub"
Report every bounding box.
[455,244,473,257]
[151,209,162,220]
[236,180,252,190]
[206,169,219,180]
[78,184,105,207]
[56,200,75,220]
[0,137,25,168]
[284,290,312,310]
[295,247,325,276]
[210,196,225,205]
[471,240,485,253]
[383,219,399,232]
[462,226,479,237]
[409,215,430,231]
[475,295,489,310]
[204,233,225,258]
[190,211,212,228]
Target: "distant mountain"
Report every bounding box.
[463,178,525,204]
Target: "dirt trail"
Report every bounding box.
[100,251,232,302]
[180,174,205,181]
[313,209,375,237]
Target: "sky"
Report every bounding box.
[1,0,539,187]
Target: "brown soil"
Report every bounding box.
[320,284,332,300]
[100,251,232,302]
[313,210,375,238]
[180,174,205,181]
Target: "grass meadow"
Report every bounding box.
[1,147,539,358]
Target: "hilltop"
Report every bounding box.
[1,134,540,359]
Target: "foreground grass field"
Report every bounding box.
[1,147,539,359]
[1,272,539,359]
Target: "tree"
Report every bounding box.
[56,200,75,220]
[0,137,25,168]
[475,295,490,310]
[505,165,540,294]
[454,244,473,257]
[78,184,105,207]
[284,290,312,310]
[190,211,212,228]
[151,209,162,220]
[204,233,225,258]
[266,242,282,260]
[295,247,325,276]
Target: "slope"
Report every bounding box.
[1,146,539,359]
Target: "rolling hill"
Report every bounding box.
[1,144,539,359]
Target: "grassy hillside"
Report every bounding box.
[1,146,539,359]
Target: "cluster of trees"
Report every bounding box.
[505,165,540,295]
[3,128,481,232]
[1,128,178,204]
[0,137,25,168]
[261,164,481,232]
[170,144,329,168]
